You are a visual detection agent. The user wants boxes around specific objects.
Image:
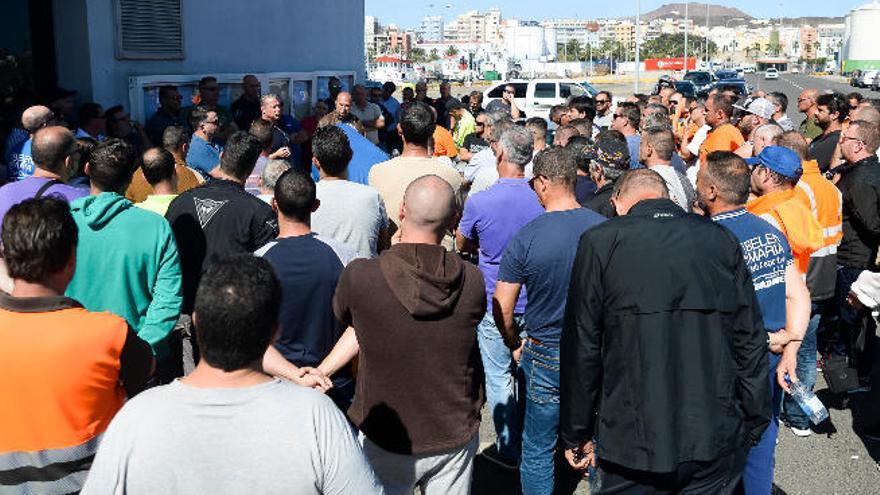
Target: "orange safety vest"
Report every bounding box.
[747,188,825,274]
[793,160,844,257]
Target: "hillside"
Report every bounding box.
[639,3,753,24]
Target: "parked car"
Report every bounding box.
[764,68,779,80]
[861,70,879,88]
[743,65,756,73]
[683,71,714,96]
[714,79,751,97]
[790,66,800,74]
[482,79,599,121]
[714,69,738,80]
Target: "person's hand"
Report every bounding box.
[269,147,291,159]
[848,291,865,311]
[776,353,798,393]
[768,330,791,354]
[511,341,524,365]
[564,441,596,473]
[291,367,333,392]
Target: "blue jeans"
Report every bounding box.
[742,352,782,495]
[476,312,524,462]
[783,301,823,429]
[520,339,560,495]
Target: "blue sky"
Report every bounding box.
[366,0,867,28]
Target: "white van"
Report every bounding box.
[482,80,599,121]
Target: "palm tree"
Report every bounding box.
[445,45,459,57]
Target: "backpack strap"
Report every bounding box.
[34,179,63,199]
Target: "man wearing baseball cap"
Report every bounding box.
[736,97,776,143]
[585,132,632,217]
[746,146,824,275]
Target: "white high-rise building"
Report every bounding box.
[420,15,444,42]
[365,16,379,56]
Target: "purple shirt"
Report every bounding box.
[459,177,544,312]
[0,177,88,226]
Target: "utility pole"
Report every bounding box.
[705,3,710,66]
[684,2,689,71]
[635,0,641,93]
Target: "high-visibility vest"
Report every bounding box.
[747,188,824,274]
[793,160,843,257]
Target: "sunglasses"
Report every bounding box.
[595,99,609,104]
[528,175,547,190]
[503,90,515,94]
[475,122,485,126]
[613,113,624,119]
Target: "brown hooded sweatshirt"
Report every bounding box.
[333,243,486,455]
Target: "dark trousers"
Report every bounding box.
[591,449,746,495]
[833,266,877,378]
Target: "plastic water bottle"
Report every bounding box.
[789,381,829,425]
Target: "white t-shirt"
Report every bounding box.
[349,102,383,144]
[686,124,712,158]
[312,180,388,259]
[81,379,382,495]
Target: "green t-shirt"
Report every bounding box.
[799,116,822,141]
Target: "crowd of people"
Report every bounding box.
[0,72,879,495]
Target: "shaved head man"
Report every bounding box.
[3,105,56,181]
[797,89,822,141]
[22,106,55,133]
[335,92,353,121]
[611,169,670,216]
[400,174,456,238]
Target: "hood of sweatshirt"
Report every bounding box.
[69,192,132,230]
[379,243,465,318]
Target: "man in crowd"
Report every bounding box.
[747,146,823,276]
[768,92,794,132]
[350,85,385,145]
[469,90,485,116]
[127,126,202,203]
[432,81,454,129]
[697,151,810,494]
[257,158,290,204]
[526,117,548,158]
[4,105,54,181]
[259,94,298,164]
[700,93,744,165]
[65,139,182,362]
[136,148,179,216]
[255,169,358,410]
[368,101,462,245]
[74,102,107,141]
[311,126,388,259]
[81,256,382,494]
[145,85,185,146]
[736,98,775,145]
[245,118,278,195]
[832,120,880,388]
[414,80,430,104]
[319,175,485,494]
[456,125,544,470]
[808,93,848,172]
[463,112,509,181]
[0,197,153,494]
[797,88,823,142]
[323,76,344,108]
[183,76,235,138]
[494,146,606,493]
[487,84,522,120]
[611,102,641,169]
[0,126,87,225]
[231,74,262,131]
[585,131,631,217]
[565,136,597,204]
[186,106,224,179]
[458,111,489,163]
[469,120,516,195]
[380,81,402,151]
[568,96,598,138]
[639,127,695,211]
[594,91,614,130]
[448,100,476,148]
[561,168,770,493]
[166,132,277,319]
[778,130,843,436]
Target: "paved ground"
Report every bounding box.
[470,367,880,494]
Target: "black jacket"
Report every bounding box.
[560,199,769,473]
[584,182,615,218]
[166,180,278,313]
[837,155,880,269]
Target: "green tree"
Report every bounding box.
[409,47,427,63]
[429,48,440,61]
[445,45,459,57]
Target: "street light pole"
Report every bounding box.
[635,0,641,93]
[684,2,689,71]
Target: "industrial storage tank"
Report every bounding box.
[843,1,880,71]
[505,25,548,61]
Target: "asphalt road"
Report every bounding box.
[743,73,876,128]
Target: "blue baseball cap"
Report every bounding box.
[745,146,803,180]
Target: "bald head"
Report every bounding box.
[335,92,352,118]
[853,106,880,126]
[798,89,819,114]
[401,175,456,237]
[21,105,54,133]
[612,169,670,216]
[31,126,75,174]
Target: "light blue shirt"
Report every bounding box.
[186,134,223,178]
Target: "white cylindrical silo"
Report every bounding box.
[845,1,880,68]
